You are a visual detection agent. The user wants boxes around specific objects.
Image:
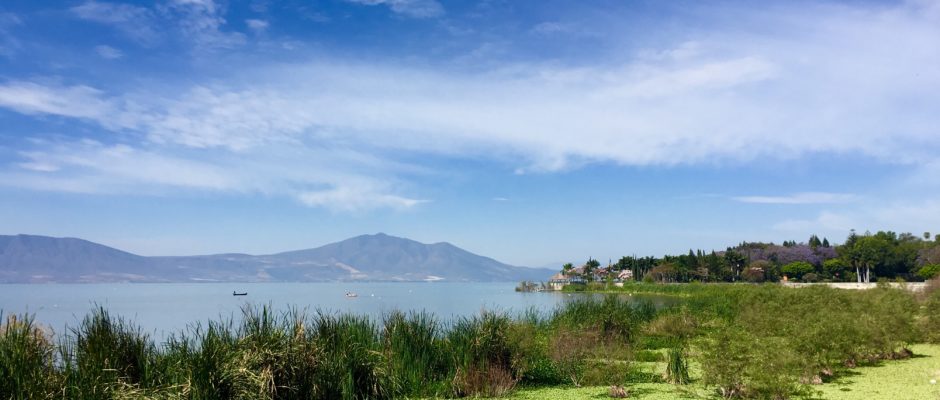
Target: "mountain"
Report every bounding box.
[0,233,553,283]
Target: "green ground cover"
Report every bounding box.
[500,344,940,400]
[3,281,939,399]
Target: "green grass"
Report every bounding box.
[2,286,938,399]
[494,344,940,399]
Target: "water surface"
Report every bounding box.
[0,282,678,338]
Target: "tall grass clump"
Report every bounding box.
[310,311,391,400]
[60,307,161,399]
[0,313,59,399]
[664,346,689,385]
[552,295,653,343]
[382,310,449,397]
[447,312,521,397]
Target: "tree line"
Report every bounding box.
[560,230,940,283]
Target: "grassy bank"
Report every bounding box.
[501,343,940,399]
[2,281,939,399]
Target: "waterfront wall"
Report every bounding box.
[781,282,927,292]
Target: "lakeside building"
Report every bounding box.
[547,271,585,291]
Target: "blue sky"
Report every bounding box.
[1,0,939,267]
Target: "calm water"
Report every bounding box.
[0,282,678,339]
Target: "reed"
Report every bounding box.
[0,313,58,399]
[0,284,934,399]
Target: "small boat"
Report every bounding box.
[345,291,358,298]
[233,291,247,296]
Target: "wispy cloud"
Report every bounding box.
[94,45,123,59]
[0,81,117,122]
[298,185,426,212]
[0,12,23,57]
[245,19,269,34]
[346,0,444,18]
[773,200,940,235]
[3,0,940,214]
[531,22,573,35]
[71,1,159,44]
[733,192,859,205]
[2,138,426,211]
[773,211,856,232]
[166,0,245,50]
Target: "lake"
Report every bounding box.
[0,282,679,339]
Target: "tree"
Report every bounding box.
[562,263,574,274]
[584,258,601,281]
[648,263,678,283]
[743,260,771,283]
[822,258,848,280]
[723,248,747,282]
[822,238,830,248]
[781,261,815,280]
[809,235,822,249]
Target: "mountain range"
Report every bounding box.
[0,233,553,283]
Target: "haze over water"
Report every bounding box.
[0,282,678,339]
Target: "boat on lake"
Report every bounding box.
[345,291,358,298]
[233,291,247,296]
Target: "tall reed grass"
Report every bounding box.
[0,285,933,399]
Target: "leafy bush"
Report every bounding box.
[917,264,940,280]
[698,324,810,399]
[781,261,816,280]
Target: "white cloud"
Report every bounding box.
[71,1,159,44]
[773,211,857,232]
[733,192,859,205]
[1,137,426,211]
[166,0,245,50]
[531,22,572,35]
[10,1,940,172]
[346,0,444,18]
[4,1,940,213]
[245,19,269,34]
[298,185,426,212]
[11,141,237,193]
[0,81,117,121]
[0,12,22,57]
[94,45,123,59]
[773,200,940,237]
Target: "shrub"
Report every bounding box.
[0,314,58,399]
[698,324,810,399]
[382,310,449,397]
[917,264,940,280]
[448,312,519,397]
[922,287,940,343]
[664,346,689,385]
[61,307,159,399]
[802,272,820,283]
[781,261,815,280]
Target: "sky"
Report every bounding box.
[1,0,939,267]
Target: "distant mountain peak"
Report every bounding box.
[0,233,554,283]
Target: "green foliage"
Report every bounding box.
[0,314,58,400]
[822,258,848,279]
[61,307,160,399]
[698,323,810,399]
[663,346,689,385]
[0,284,934,400]
[916,264,940,280]
[781,261,815,280]
[922,284,940,343]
